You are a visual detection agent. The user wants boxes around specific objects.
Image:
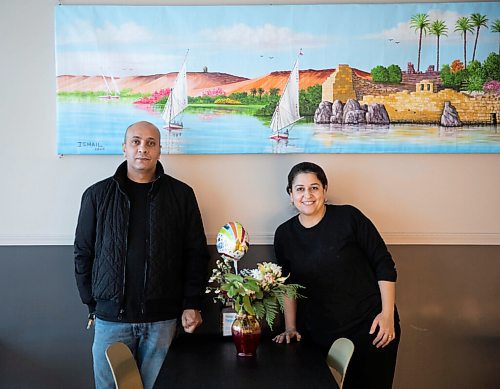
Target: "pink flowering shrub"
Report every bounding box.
[202,87,226,97]
[483,80,500,96]
[134,88,171,105]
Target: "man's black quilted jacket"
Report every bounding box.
[74,161,210,319]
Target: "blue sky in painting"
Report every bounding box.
[55,3,500,78]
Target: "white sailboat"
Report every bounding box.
[162,53,188,130]
[98,74,120,100]
[269,53,302,140]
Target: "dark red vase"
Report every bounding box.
[231,314,261,357]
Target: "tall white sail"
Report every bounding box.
[110,75,120,96]
[162,55,188,129]
[99,74,120,99]
[270,56,302,139]
[102,74,112,95]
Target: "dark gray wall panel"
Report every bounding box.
[0,245,499,388]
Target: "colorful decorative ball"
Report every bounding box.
[216,222,249,262]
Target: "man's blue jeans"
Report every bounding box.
[92,318,177,389]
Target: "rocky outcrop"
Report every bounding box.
[330,100,344,124]
[343,98,361,112]
[314,101,333,124]
[440,101,462,127]
[343,99,366,124]
[366,103,390,124]
[314,98,390,125]
[344,110,367,124]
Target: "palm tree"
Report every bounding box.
[410,13,430,72]
[470,13,489,62]
[269,88,280,97]
[492,19,500,55]
[455,16,474,69]
[429,20,448,71]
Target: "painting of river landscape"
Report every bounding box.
[55,3,500,154]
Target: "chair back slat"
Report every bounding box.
[105,342,144,389]
[326,337,355,389]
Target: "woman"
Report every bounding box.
[273,162,400,389]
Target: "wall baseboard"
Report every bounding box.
[1,232,499,246]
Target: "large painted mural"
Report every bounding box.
[55,3,500,154]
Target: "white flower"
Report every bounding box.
[249,269,263,280]
[262,262,282,277]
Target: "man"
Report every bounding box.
[74,121,210,389]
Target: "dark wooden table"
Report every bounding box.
[154,335,338,388]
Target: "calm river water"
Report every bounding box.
[57,101,500,154]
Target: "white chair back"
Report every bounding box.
[326,337,355,389]
[105,342,144,389]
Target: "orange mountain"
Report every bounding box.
[56,72,249,96]
[220,68,371,95]
[57,68,371,96]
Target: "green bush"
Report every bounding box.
[440,64,468,90]
[371,65,389,83]
[465,60,485,91]
[482,52,500,82]
[299,85,322,116]
[387,64,402,83]
[257,84,322,117]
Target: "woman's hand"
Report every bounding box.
[273,328,302,344]
[370,311,395,348]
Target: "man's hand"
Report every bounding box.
[86,313,96,330]
[182,309,202,333]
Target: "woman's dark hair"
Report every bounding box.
[286,162,328,194]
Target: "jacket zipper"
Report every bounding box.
[141,196,149,316]
[117,182,130,320]
[115,172,160,318]
[141,179,157,315]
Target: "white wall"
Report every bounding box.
[1,0,499,246]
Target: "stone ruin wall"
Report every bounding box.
[323,65,415,103]
[360,89,500,124]
[352,73,405,98]
[322,64,498,124]
[321,64,357,102]
[402,63,442,85]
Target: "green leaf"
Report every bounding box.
[243,295,255,315]
[253,301,265,319]
[243,280,260,292]
[225,273,244,282]
[262,297,279,330]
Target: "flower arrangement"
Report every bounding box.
[206,258,303,329]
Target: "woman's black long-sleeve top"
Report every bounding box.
[274,204,397,340]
